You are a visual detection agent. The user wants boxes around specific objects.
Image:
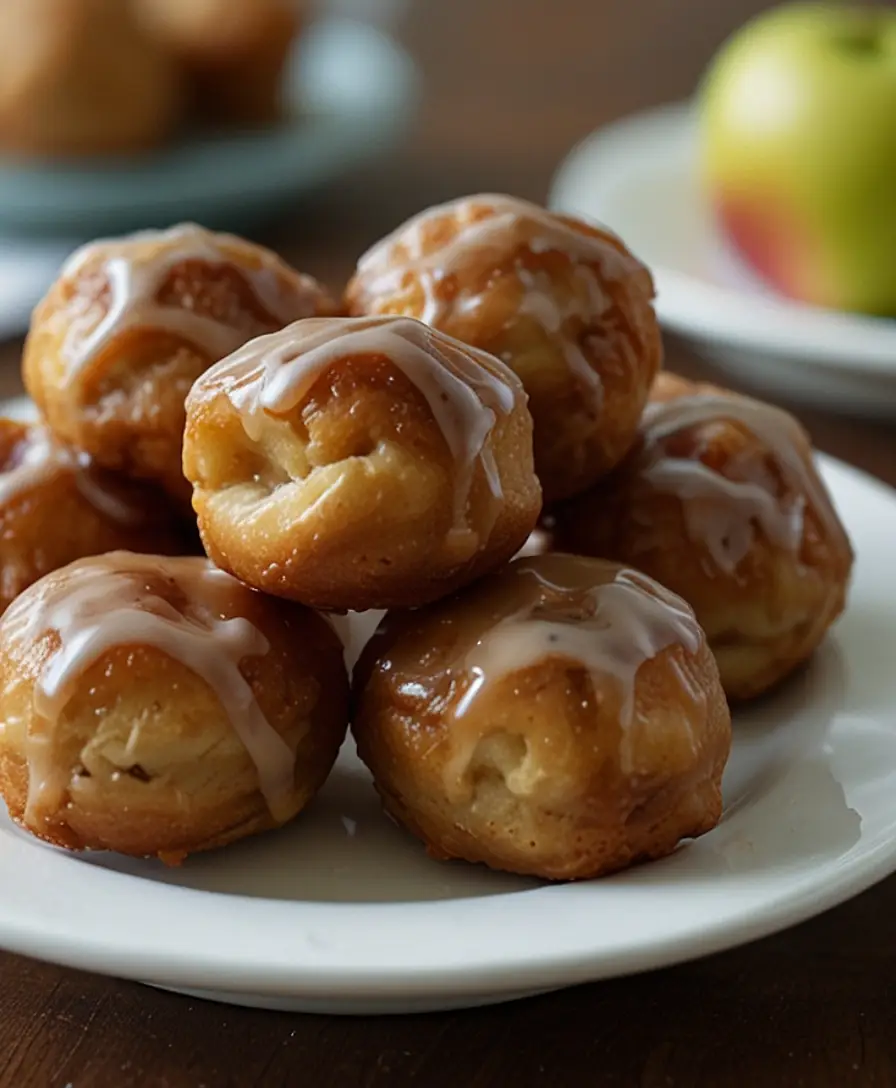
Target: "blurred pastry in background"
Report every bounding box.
[353,553,730,880]
[0,552,349,861]
[553,373,854,700]
[345,194,662,504]
[135,0,301,126]
[0,0,181,157]
[23,223,335,505]
[183,315,541,611]
[0,419,187,615]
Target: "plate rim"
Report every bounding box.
[549,101,896,377]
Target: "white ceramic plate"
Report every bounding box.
[549,103,896,416]
[0,17,417,239]
[1,456,895,1014]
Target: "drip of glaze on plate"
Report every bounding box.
[194,314,521,546]
[0,424,149,527]
[4,553,296,826]
[59,223,317,380]
[354,194,651,404]
[639,393,848,574]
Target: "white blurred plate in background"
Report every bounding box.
[550,103,896,417]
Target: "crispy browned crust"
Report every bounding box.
[352,559,731,881]
[0,565,349,860]
[184,342,542,612]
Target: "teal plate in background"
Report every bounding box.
[0,18,417,239]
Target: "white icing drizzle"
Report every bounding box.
[59,223,318,380]
[4,553,296,825]
[0,424,148,527]
[192,314,521,542]
[453,560,702,728]
[353,194,650,404]
[639,393,848,574]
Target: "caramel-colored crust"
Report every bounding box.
[345,199,662,503]
[553,374,854,700]
[0,565,348,860]
[23,233,334,504]
[0,419,187,614]
[352,557,731,881]
[184,343,542,612]
[0,0,181,157]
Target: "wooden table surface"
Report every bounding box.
[2,3,895,1086]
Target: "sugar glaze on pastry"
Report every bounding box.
[25,222,334,503]
[184,313,540,610]
[201,314,519,540]
[640,392,849,574]
[552,374,854,700]
[452,562,703,749]
[353,553,730,881]
[4,552,295,824]
[60,223,311,380]
[346,194,662,504]
[354,194,644,403]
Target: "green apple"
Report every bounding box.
[698,3,896,316]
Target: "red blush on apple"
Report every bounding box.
[714,192,835,309]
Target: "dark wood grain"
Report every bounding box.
[1,3,895,1086]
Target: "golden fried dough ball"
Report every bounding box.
[183,315,541,611]
[0,552,348,862]
[353,553,730,881]
[553,374,854,700]
[345,194,662,503]
[23,223,335,505]
[135,0,299,125]
[0,0,181,157]
[0,418,187,614]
